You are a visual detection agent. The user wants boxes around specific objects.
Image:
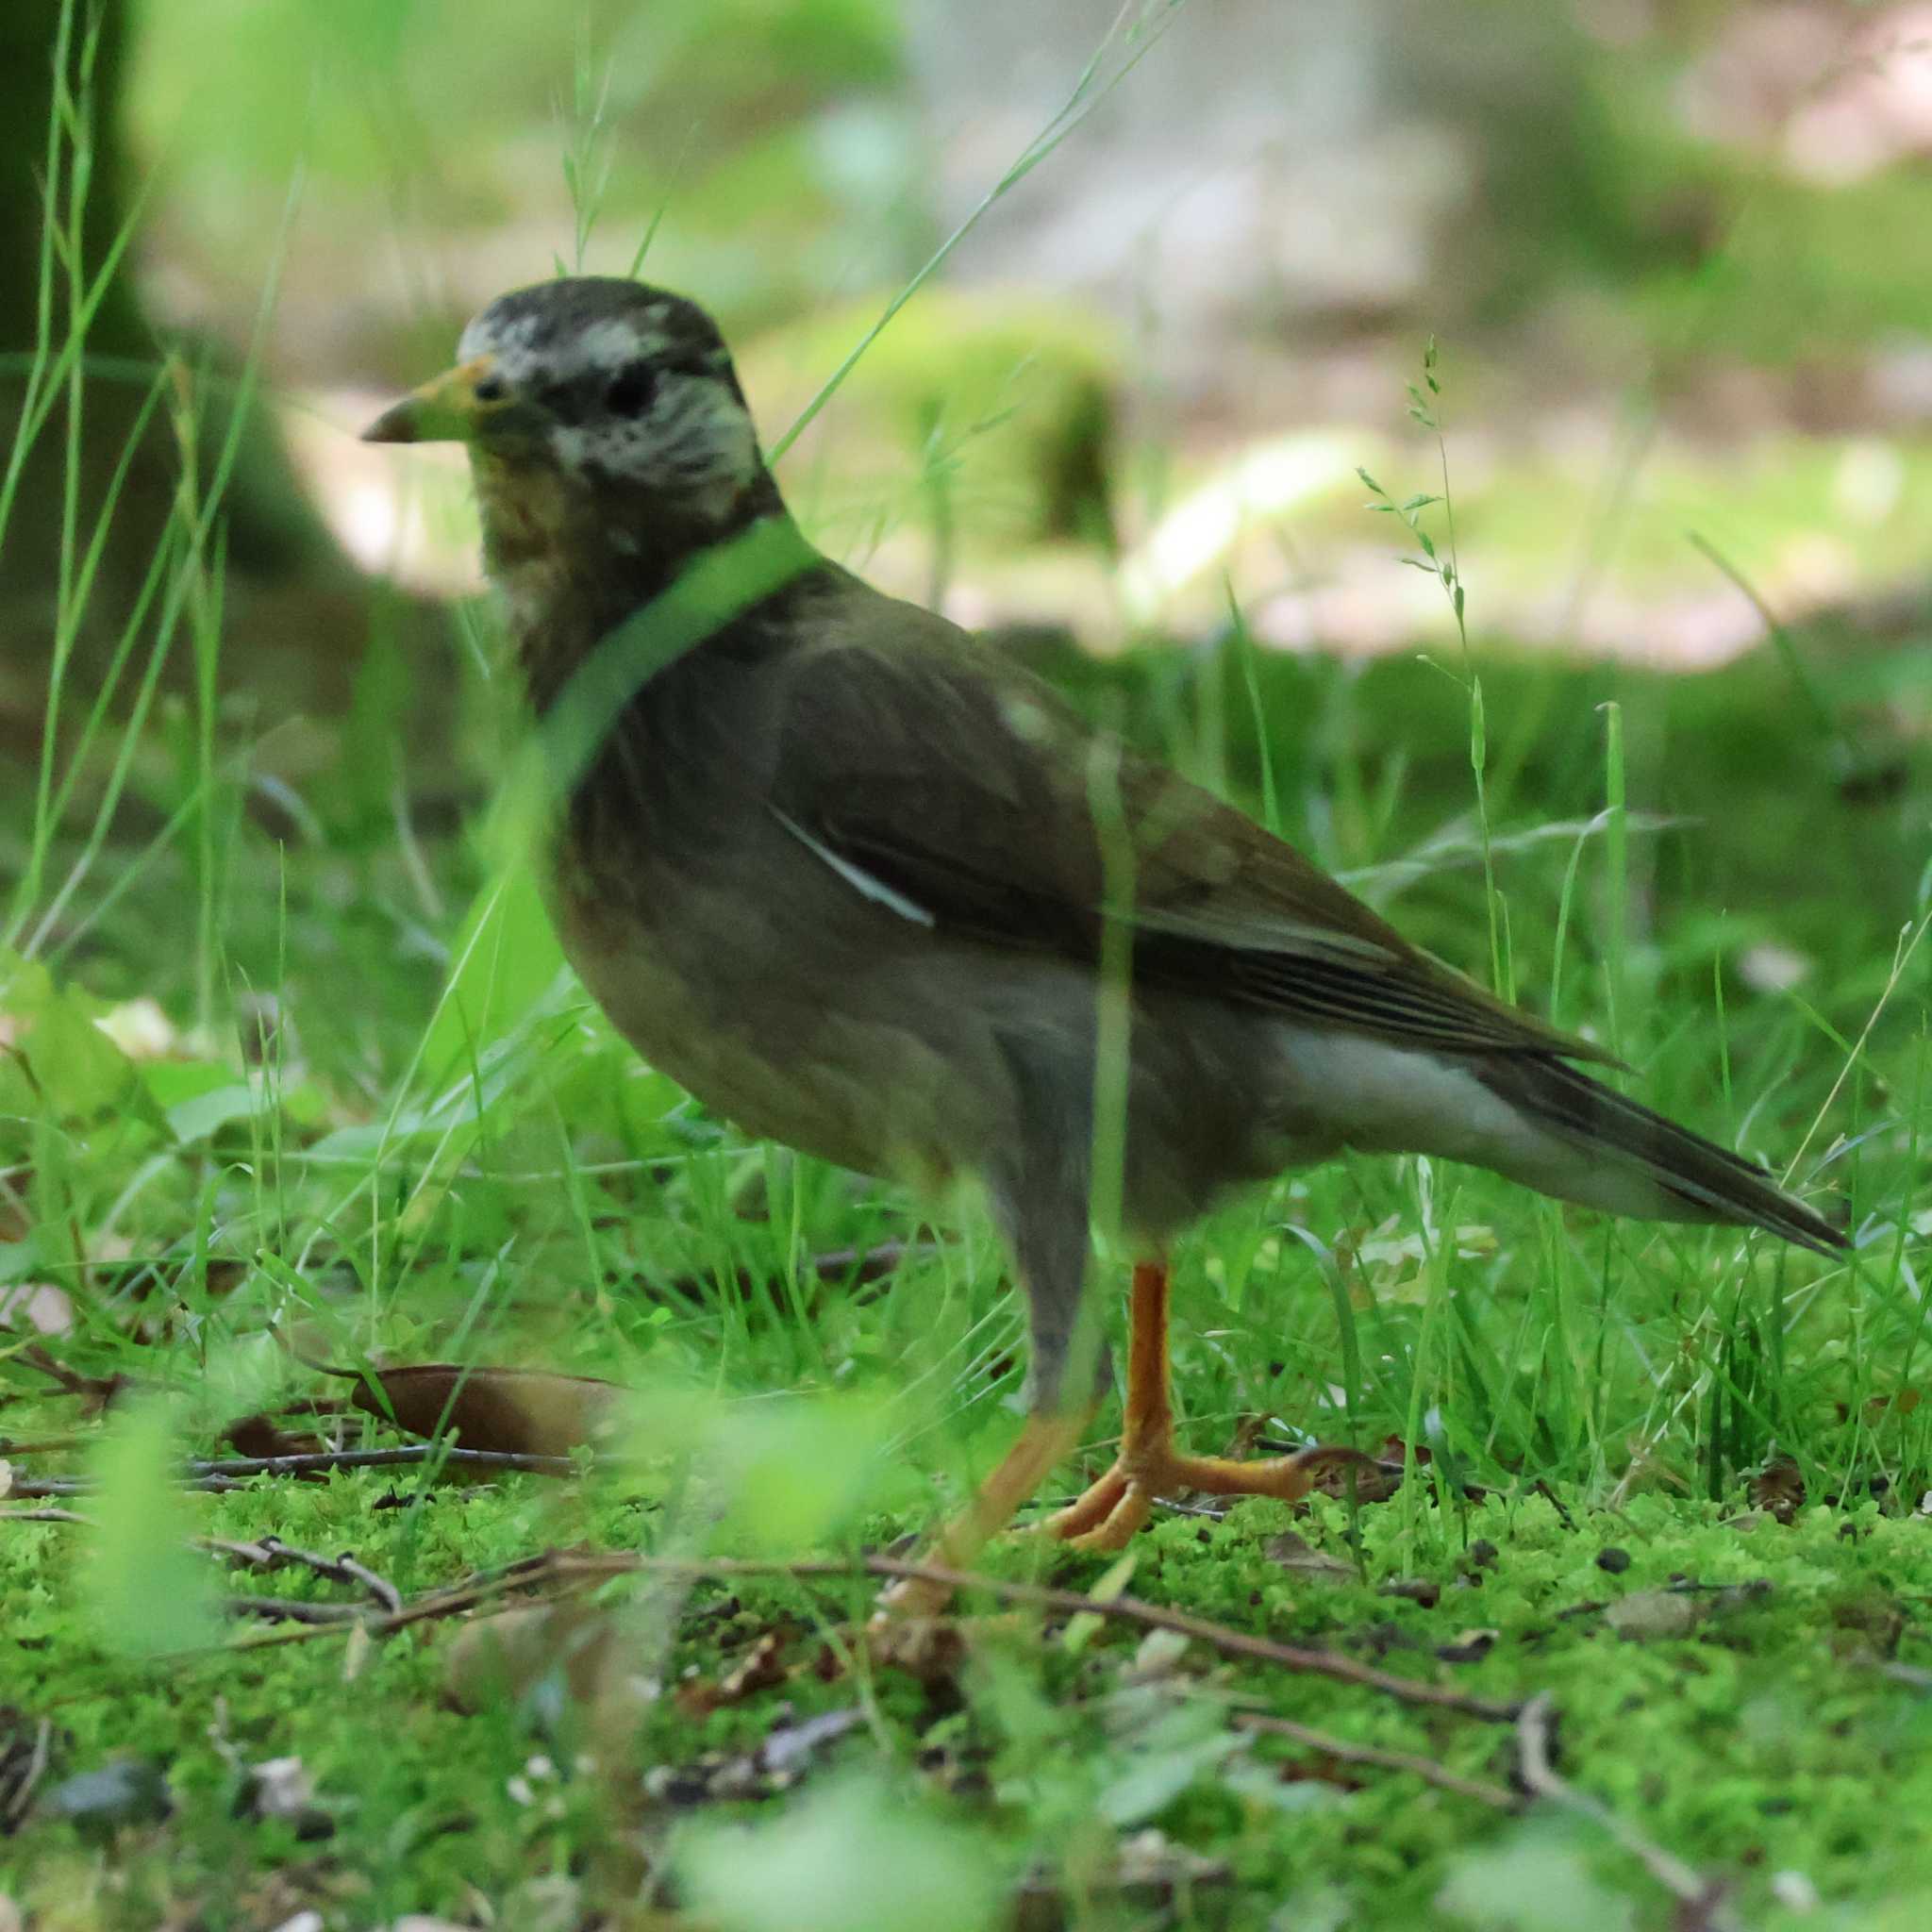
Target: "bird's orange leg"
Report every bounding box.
[1034,1258,1371,1552]
[876,1407,1091,1617]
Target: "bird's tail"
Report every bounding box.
[1473,1054,1849,1255]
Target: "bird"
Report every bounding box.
[364,275,1848,1603]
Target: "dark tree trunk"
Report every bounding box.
[0,0,386,769]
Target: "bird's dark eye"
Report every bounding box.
[472,374,508,404]
[605,361,659,416]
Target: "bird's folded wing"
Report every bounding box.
[768,605,1615,1066]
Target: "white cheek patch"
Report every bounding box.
[548,373,758,507]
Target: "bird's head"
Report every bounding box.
[365,277,787,658]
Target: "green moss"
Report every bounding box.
[15,1472,1932,1924]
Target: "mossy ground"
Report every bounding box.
[14,1472,1932,1929]
[7,610,1931,1928]
[8,4,1932,1923]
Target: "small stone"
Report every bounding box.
[42,1759,172,1832]
[1606,1591,1699,1641]
[1771,1871,1821,1912]
[1595,1547,1631,1574]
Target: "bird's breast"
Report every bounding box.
[545,812,977,1190]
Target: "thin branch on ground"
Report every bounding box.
[231,1545,1523,1721]
[333,1550,406,1614]
[1232,1709,1522,1810]
[1515,1692,1739,1929]
[9,1443,578,1495]
[205,1533,404,1613]
[222,1593,368,1626]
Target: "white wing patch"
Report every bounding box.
[771,808,937,928]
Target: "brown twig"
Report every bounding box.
[222,1594,367,1626]
[13,1343,125,1407]
[233,1547,1521,1721]
[1531,1479,1576,1531]
[9,1444,578,1496]
[0,1506,91,1525]
[1515,1692,1737,1927]
[204,1534,404,1613]
[333,1550,406,1615]
[1232,1710,1521,1810]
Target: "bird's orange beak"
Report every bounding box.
[361,355,500,444]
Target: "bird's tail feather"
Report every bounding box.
[1475,1055,1849,1255]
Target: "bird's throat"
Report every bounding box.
[471,451,783,713]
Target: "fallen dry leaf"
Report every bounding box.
[443,1604,608,1712]
[1750,1457,1807,1524]
[347,1363,622,1458]
[1263,1532,1356,1584]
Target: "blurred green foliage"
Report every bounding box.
[4,7,1931,1927]
[132,0,921,331]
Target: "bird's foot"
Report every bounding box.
[1030,1441,1378,1552]
[871,1410,1092,1619]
